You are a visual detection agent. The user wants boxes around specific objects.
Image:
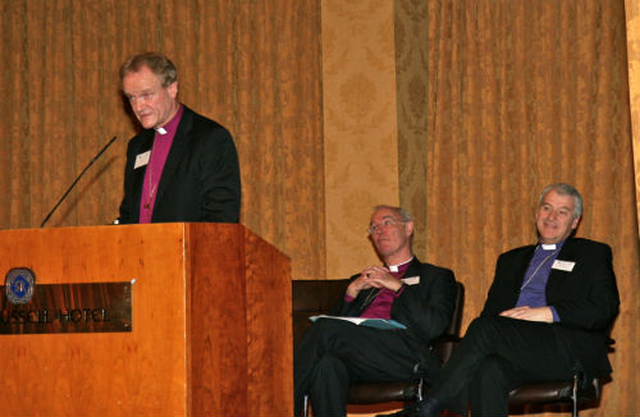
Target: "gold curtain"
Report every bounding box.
[624,0,640,409]
[422,1,639,415]
[0,0,324,280]
[628,1,640,235]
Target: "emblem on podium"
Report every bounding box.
[5,268,36,305]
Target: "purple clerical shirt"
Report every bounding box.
[345,257,413,319]
[515,240,565,322]
[139,105,184,223]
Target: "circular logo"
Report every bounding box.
[5,268,36,305]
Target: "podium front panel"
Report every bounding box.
[0,223,292,417]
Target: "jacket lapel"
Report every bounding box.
[515,246,536,289]
[132,130,155,212]
[546,238,578,292]
[403,257,422,280]
[154,107,193,208]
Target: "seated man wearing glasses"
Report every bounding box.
[294,205,457,417]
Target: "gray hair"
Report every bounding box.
[538,183,583,218]
[120,52,178,88]
[373,205,413,222]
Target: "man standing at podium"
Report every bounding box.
[118,52,241,224]
[294,205,457,417]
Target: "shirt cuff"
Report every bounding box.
[550,306,560,322]
[344,293,355,303]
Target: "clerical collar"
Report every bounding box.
[388,256,414,273]
[539,239,567,251]
[154,104,184,136]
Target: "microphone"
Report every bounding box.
[40,136,119,227]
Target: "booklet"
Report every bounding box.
[309,315,407,330]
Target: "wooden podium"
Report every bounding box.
[0,223,292,417]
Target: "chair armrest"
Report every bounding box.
[292,279,350,346]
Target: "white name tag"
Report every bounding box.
[134,151,151,169]
[402,276,420,286]
[552,260,575,272]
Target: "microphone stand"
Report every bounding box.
[40,136,118,227]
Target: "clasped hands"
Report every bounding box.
[346,265,403,299]
[499,306,553,323]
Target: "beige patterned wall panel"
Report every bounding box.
[322,0,400,278]
[394,0,429,259]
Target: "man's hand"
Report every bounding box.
[499,306,553,323]
[346,266,403,298]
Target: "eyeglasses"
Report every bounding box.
[368,218,405,235]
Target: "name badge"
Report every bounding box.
[552,260,575,272]
[134,151,151,169]
[402,276,420,286]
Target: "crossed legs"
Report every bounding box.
[294,319,423,417]
[428,315,576,416]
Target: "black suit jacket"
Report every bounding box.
[119,106,241,224]
[332,257,457,358]
[482,237,620,379]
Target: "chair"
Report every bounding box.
[291,279,465,414]
[508,375,603,417]
[507,336,614,417]
[292,279,352,347]
[346,281,465,405]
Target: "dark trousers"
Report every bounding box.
[294,319,424,417]
[429,315,575,416]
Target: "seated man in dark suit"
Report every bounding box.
[294,205,457,417]
[407,183,620,417]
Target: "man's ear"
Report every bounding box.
[167,81,179,99]
[405,221,414,237]
[571,216,581,230]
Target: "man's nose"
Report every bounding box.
[130,98,146,113]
